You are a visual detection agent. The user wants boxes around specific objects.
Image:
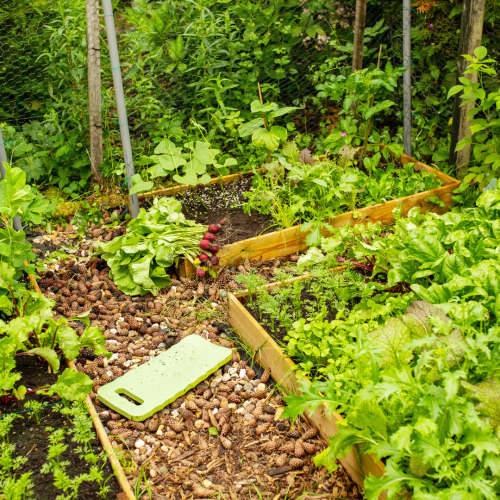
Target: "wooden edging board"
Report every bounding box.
[137,168,264,201]
[226,289,387,499]
[179,153,460,277]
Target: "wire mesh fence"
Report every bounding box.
[0,0,499,189]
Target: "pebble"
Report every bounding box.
[239,369,246,378]
[171,409,180,418]
[257,383,266,392]
[235,407,245,415]
[219,397,229,408]
[157,343,165,349]
[251,380,260,387]
[235,384,243,392]
[202,479,213,488]
[161,446,169,453]
[243,382,254,392]
[156,429,163,436]
[159,466,168,474]
[135,439,145,449]
[194,420,205,429]
[110,328,117,334]
[228,403,237,410]
[222,373,231,382]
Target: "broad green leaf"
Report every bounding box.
[401,300,450,339]
[50,368,93,401]
[268,106,299,119]
[463,377,500,430]
[80,326,110,358]
[24,347,59,373]
[237,118,264,138]
[252,126,287,151]
[474,46,487,60]
[447,85,464,99]
[173,170,198,186]
[367,318,412,367]
[455,136,472,152]
[250,100,277,113]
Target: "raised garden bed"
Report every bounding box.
[178,153,460,277]
[227,289,387,497]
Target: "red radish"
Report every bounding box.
[210,255,219,266]
[208,224,221,234]
[197,268,205,277]
[210,244,219,254]
[204,232,216,242]
[199,240,212,251]
[199,253,209,262]
[220,220,225,225]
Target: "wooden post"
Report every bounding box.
[351,0,367,72]
[448,0,486,178]
[86,0,104,184]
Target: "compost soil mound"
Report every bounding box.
[6,356,121,500]
[173,175,275,245]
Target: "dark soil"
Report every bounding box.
[174,175,275,245]
[5,355,122,500]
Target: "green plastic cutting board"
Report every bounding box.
[97,335,232,421]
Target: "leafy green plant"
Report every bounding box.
[238,99,297,160]
[24,400,43,425]
[447,46,500,188]
[0,264,107,403]
[0,414,34,500]
[99,197,206,295]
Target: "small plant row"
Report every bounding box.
[237,181,500,499]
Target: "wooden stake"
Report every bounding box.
[448,0,486,178]
[351,0,367,72]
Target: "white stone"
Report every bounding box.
[102,357,108,368]
[212,408,218,414]
[202,479,213,488]
[235,407,245,414]
[228,367,237,375]
[243,400,252,408]
[228,403,237,410]
[110,328,117,334]
[135,439,145,449]
[257,383,266,393]
[235,384,242,392]
[222,373,231,382]
[161,445,168,453]
[239,369,246,378]
[251,379,260,387]
[107,339,117,344]
[157,343,165,349]
[132,359,141,364]
[106,370,113,377]
[109,353,119,362]
[243,382,254,392]
[171,409,179,418]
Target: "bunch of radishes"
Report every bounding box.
[196,221,224,277]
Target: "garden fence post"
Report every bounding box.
[402,0,412,157]
[86,0,104,184]
[448,0,486,178]
[0,125,22,231]
[101,0,139,218]
[352,0,367,72]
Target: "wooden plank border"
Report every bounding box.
[227,291,387,498]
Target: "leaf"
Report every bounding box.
[406,232,445,264]
[364,100,395,120]
[208,427,218,435]
[24,347,59,373]
[252,126,287,151]
[250,100,277,113]
[474,46,487,60]
[50,368,93,401]
[79,327,110,359]
[367,318,412,367]
[447,85,464,99]
[299,148,315,165]
[237,117,264,138]
[268,106,299,119]
[401,300,451,339]
[173,170,198,186]
[129,174,154,195]
[455,136,473,152]
[463,377,500,430]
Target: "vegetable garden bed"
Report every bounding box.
[179,153,460,278]
[227,289,388,498]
